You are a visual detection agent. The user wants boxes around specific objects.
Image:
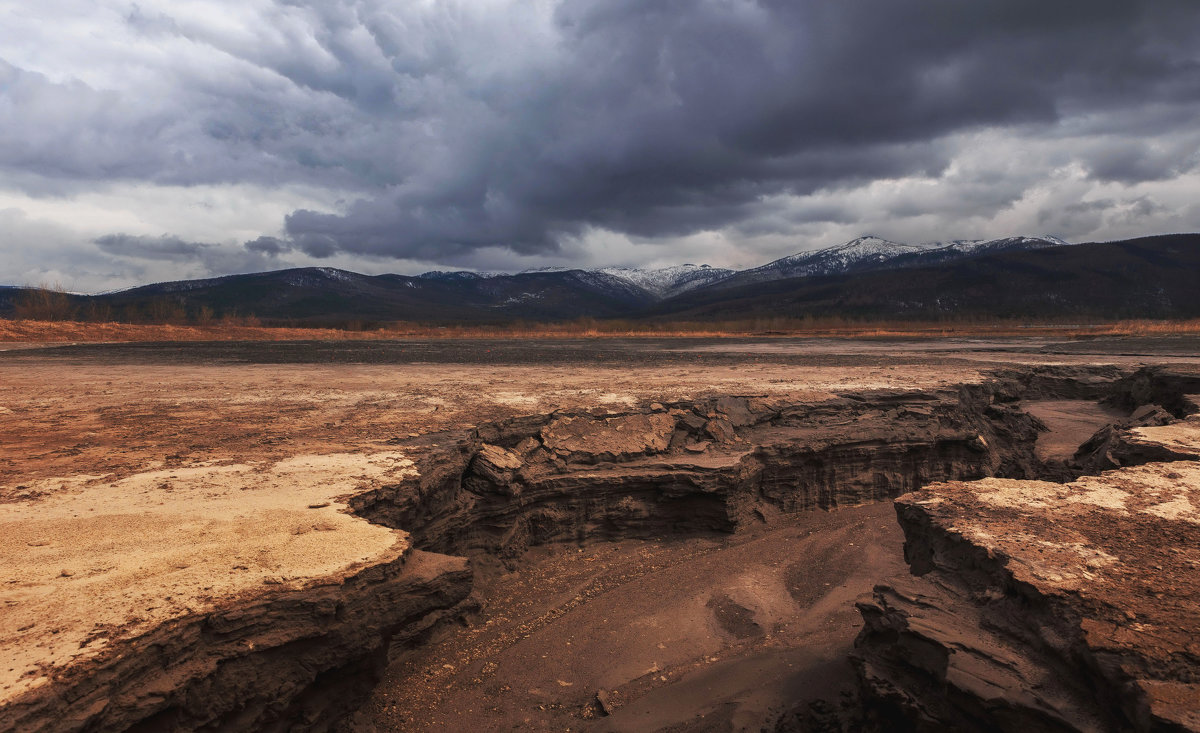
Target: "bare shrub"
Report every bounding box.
[194,305,215,326]
[12,283,75,321]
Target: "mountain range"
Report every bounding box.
[415,234,1072,299]
[709,235,1070,290]
[3,233,1198,323]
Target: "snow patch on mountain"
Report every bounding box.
[730,236,924,284]
[421,263,734,300]
[598,264,735,298]
[418,270,505,280]
[714,234,1072,289]
[282,267,364,288]
[926,235,1072,255]
[518,266,572,274]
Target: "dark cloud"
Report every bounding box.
[5,0,1200,269]
[279,0,1200,260]
[1083,139,1200,184]
[1034,197,1169,234]
[94,234,213,260]
[93,233,299,280]
[243,236,292,256]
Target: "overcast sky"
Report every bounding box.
[2,0,1199,291]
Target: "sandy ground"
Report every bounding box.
[0,452,413,702]
[7,335,1196,490]
[356,503,905,732]
[0,357,980,490]
[3,336,1199,729]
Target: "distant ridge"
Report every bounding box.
[6,234,1199,323]
[711,234,1071,289]
[418,263,735,300]
[647,233,1200,322]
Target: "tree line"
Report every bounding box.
[5,284,259,326]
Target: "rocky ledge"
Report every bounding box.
[854,418,1200,732]
[0,379,1054,733]
[351,385,1051,560]
[0,453,473,732]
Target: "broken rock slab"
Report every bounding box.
[540,413,676,463]
[854,430,1200,732]
[471,443,524,487]
[1073,407,1191,473]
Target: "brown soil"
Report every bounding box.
[353,504,905,732]
[2,336,1199,731]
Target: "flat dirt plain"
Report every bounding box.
[2,335,1199,732]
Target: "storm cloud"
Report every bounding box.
[2,0,1199,287]
[94,234,214,260]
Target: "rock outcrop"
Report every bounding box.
[2,551,472,733]
[351,388,1047,560]
[853,419,1200,732]
[1074,409,1198,473]
[1101,367,1200,418]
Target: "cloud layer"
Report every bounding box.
[2,0,1199,288]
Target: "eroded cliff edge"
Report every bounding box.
[854,414,1200,732]
[350,383,1048,560]
[0,455,474,733]
[5,363,1197,732]
[2,369,1056,732]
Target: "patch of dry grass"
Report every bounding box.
[0,320,371,343]
[2,317,1200,343]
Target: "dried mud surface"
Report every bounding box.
[2,335,1199,731]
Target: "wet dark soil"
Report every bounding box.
[0,337,986,367]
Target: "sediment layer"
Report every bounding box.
[352,385,1047,560]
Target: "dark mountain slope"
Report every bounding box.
[86,267,657,323]
[648,235,1200,321]
[704,235,1069,291]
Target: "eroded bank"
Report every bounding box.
[4,364,1200,732]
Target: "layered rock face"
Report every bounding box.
[854,420,1200,732]
[351,387,1046,560]
[3,385,1046,733]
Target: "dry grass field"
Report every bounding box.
[4,317,1200,343]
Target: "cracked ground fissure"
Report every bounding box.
[2,338,1199,732]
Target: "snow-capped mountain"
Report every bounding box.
[726,236,925,286]
[413,235,1069,302]
[934,235,1070,254]
[712,234,1072,290]
[649,234,1198,321]
[598,264,735,299]
[420,263,734,301]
